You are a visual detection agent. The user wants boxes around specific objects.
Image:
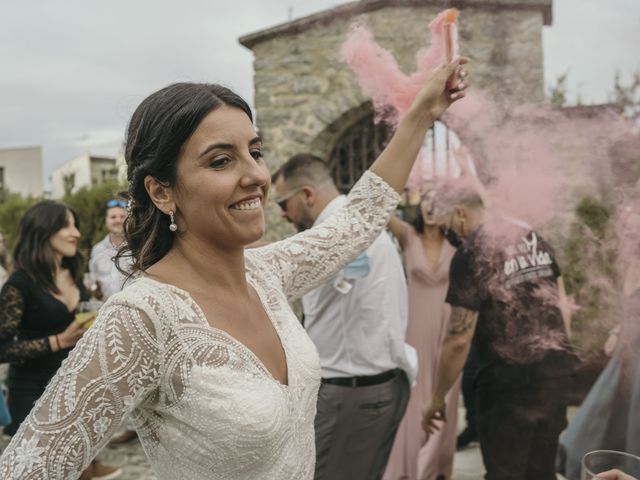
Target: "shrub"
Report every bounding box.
[563,196,620,355]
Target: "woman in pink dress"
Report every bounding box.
[384,187,460,480]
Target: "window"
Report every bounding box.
[328,113,462,193]
[329,112,391,193]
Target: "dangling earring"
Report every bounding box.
[168,210,178,232]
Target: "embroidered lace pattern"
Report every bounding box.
[0,284,51,362]
[0,171,400,479]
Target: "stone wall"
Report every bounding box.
[241,1,553,239]
[243,1,548,173]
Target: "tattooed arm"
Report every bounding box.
[421,305,478,437]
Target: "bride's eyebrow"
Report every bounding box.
[198,142,235,158]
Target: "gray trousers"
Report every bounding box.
[314,370,410,480]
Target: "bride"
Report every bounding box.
[0,59,467,479]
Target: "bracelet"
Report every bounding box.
[431,396,446,411]
[54,334,61,351]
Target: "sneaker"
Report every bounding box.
[456,426,478,450]
[92,460,123,480]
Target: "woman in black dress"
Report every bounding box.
[0,200,121,479]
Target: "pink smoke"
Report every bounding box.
[340,10,640,361]
[341,10,453,190]
[444,92,636,230]
[340,12,449,122]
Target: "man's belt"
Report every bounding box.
[321,368,402,387]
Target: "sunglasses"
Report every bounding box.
[275,187,304,211]
[107,199,127,209]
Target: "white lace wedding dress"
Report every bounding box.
[0,171,400,480]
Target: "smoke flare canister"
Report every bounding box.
[444,8,460,89]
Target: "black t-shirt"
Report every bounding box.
[446,223,575,387]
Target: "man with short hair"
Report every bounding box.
[273,153,417,480]
[89,199,129,299]
[422,178,575,480]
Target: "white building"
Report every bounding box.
[50,153,118,199]
[115,153,127,183]
[0,146,44,199]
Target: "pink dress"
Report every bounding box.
[384,223,460,480]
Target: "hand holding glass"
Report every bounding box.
[582,450,640,480]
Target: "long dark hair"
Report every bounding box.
[411,205,426,234]
[13,201,83,293]
[116,82,253,275]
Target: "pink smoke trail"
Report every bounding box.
[340,10,453,189]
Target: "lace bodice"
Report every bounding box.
[0,171,400,480]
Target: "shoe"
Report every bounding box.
[456,426,478,450]
[109,429,138,445]
[92,460,123,479]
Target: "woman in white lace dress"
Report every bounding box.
[0,59,468,479]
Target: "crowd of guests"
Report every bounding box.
[0,53,637,480]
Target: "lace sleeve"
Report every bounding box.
[0,298,163,479]
[0,284,51,363]
[255,171,400,301]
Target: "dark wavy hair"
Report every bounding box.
[13,201,83,293]
[116,82,253,275]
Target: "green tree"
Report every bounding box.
[548,72,568,108]
[0,193,43,253]
[612,70,640,121]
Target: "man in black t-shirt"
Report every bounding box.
[421,179,575,480]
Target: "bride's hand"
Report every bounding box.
[410,57,469,121]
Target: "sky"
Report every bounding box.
[1,0,639,190]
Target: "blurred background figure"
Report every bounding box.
[89,198,137,446]
[0,231,8,287]
[0,201,121,479]
[273,154,417,480]
[385,147,485,480]
[0,229,10,430]
[89,199,129,299]
[422,179,576,480]
[557,205,640,480]
[384,184,459,480]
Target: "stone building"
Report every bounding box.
[240,0,636,243]
[240,0,552,178]
[239,0,556,237]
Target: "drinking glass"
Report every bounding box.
[582,450,640,480]
[75,300,102,330]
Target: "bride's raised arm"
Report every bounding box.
[253,58,468,300]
